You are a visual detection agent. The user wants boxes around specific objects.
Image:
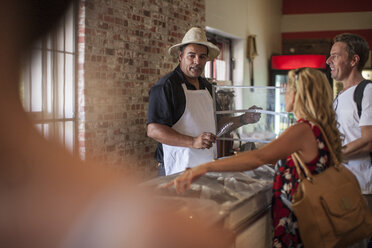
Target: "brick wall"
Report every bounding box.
[78,0,206,179]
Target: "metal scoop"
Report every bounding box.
[216,122,234,138]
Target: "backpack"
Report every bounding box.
[353,80,372,118]
[353,79,372,163]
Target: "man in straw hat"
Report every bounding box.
[147,27,260,176]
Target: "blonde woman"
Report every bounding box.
[167,67,342,247]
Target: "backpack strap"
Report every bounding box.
[353,79,372,163]
[353,80,372,118]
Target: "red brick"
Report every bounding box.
[78,0,206,178]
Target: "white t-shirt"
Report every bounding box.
[334,83,372,194]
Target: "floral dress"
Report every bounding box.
[272,119,331,248]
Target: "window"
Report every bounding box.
[205,33,232,83]
[20,4,76,155]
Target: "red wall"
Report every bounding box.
[282,29,372,53]
[282,0,372,67]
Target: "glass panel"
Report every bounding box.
[221,42,230,80]
[65,121,74,153]
[215,59,226,81]
[57,52,65,118]
[65,4,74,53]
[57,121,64,144]
[65,54,74,118]
[21,63,31,112]
[33,38,42,49]
[35,124,42,133]
[213,85,290,148]
[46,33,53,50]
[46,51,53,115]
[57,19,65,52]
[31,49,42,112]
[43,123,51,140]
[274,75,288,112]
[204,61,211,79]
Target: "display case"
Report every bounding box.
[143,167,275,248]
[141,85,287,247]
[213,85,294,157]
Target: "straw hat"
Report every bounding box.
[168,27,220,61]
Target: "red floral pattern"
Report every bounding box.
[272,119,330,248]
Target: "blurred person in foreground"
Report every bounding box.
[0,1,232,247]
[147,26,261,176]
[327,33,372,209]
[168,68,343,247]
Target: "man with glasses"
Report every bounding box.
[327,33,372,215]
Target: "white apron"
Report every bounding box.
[163,84,217,175]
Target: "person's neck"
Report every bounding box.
[186,77,200,90]
[341,71,365,92]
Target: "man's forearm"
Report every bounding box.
[343,125,372,159]
[147,123,194,148]
[217,115,242,131]
[342,139,372,159]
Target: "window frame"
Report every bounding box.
[20,3,78,156]
[205,32,233,83]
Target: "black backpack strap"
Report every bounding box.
[353,79,372,163]
[353,80,372,118]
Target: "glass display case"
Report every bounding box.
[142,168,275,248]
[213,85,294,157]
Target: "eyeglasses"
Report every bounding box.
[294,67,306,83]
[280,86,287,95]
[294,67,306,75]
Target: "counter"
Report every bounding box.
[143,164,275,248]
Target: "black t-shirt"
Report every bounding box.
[146,65,213,163]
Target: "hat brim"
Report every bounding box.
[168,42,220,61]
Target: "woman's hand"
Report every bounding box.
[165,165,208,194]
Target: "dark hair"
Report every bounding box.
[179,43,209,56]
[333,33,370,71]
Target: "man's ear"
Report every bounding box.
[350,54,360,68]
[178,50,182,62]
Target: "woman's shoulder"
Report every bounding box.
[297,119,321,130]
[293,119,312,130]
[295,119,325,142]
[283,120,313,139]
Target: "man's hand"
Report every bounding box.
[240,105,262,124]
[192,132,216,149]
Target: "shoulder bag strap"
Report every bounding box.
[291,152,311,181]
[315,123,341,168]
[291,122,341,181]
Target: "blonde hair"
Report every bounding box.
[288,68,342,162]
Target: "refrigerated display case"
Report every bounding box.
[143,167,275,248]
[213,85,292,158]
[269,54,329,91]
[142,86,286,247]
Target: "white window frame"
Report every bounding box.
[20,3,77,156]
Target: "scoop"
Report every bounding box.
[216,122,234,138]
